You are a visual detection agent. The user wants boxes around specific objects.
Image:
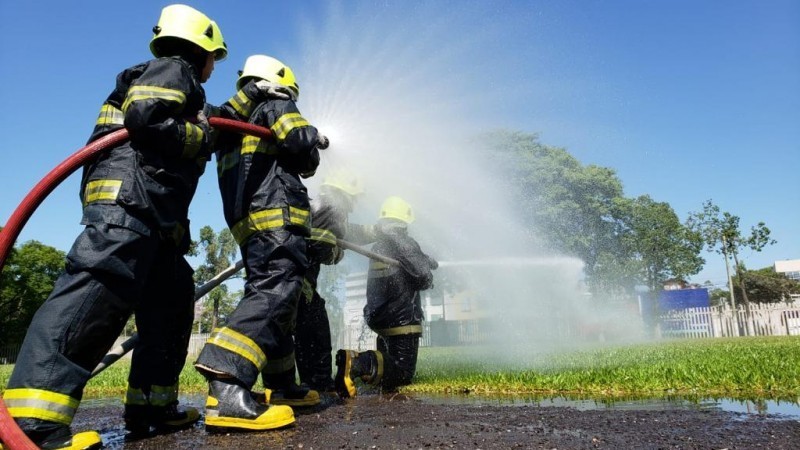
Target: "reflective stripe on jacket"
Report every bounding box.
[80,56,209,245]
[216,95,320,244]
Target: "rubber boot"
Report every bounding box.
[123,401,200,434]
[12,419,102,450]
[259,369,320,407]
[204,377,295,431]
[334,350,382,398]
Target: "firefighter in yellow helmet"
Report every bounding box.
[289,169,376,393]
[4,5,227,448]
[194,54,328,431]
[335,197,438,397]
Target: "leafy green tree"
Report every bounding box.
[0,240,65,347]
[616,195,704,291]
[687,200,776,307]
[198,287,241,332]
[193,226,240,330]
[733,267,800,304]
[481,130,627,294]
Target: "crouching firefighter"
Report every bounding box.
[2,4,227,448]
[335,197,438,397]
[194,54,329,431]
[292,170,375,394]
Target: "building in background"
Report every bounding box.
[775,259,800,282]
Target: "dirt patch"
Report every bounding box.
[73,393,798,449]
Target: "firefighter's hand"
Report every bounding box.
[428,256,439,270]
[196,110,217,151]
[316,134,330,150]
[254,80,293,100]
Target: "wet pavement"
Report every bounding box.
[70,393,799,449]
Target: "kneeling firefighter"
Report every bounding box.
[335,197,438,397]
[292,170,375,393]
[194,54,328,431]
[3,5,226,448]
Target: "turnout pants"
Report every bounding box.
[294,264,334,389]
[375,333,421,391]
[196,229,307,387]
[6,212,195,430]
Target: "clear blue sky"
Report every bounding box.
[1,0,798,289]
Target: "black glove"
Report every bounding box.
[196,110,217,152]
[316,134,330,150]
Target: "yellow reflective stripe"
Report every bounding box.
[207,327,266,370]
[375,325,423,336]
[301,277,314,302]
[95,104,124,126]
[288,206,310,228]
[262,352,296,374]
[231,207,311,244]
[241,135,261,155]
[149,384,178,406]
[217,150,240,177]
[374,350,384,385]
[241,135,278,156]
[251,208,286,230]
[122,85,186,112]
[270,113,309,141]
[310,227,337,246]
[124,387,148,406]
[369,260,396,278]
[230,208,284,244]
[183,122,205,158]
[83,179,122,205]
[4,388,79,425]
[229,90,255,118]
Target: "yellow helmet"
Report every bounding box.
[379,196,414,224]
[150,4,227,61]
[322,170,364,197]
[236,55,300,99]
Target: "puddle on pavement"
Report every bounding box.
[416,393,800,420]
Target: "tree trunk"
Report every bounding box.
[211,297,219,331]
[731,251,754,335]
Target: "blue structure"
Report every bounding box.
[658,288,710,311]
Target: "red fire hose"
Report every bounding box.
[0,118,273,449]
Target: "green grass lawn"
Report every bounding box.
[2,336,798,401]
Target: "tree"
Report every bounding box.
[193,226,240,330]
[197,287,241,332]
[733,267,800,304]
[481,130,627,295]
[0,240,65,347]
[616,195,704,292]
[687,200,776,308]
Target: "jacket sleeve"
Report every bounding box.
[264,100,321,175]
[121,58,208,159]
[393,235,435,291]
[217,80,263,120]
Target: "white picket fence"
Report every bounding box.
[658,303,800,338]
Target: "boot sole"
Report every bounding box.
[205,415,296,431]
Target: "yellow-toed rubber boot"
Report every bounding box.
[334,350,358,398]
[7,419,103,450]
[204,378,294,431]
[260,368,321,407]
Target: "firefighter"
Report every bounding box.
[334,197,438,397]
[3,5,227,448]
[194,54,328,431]
[290,170,375,393]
